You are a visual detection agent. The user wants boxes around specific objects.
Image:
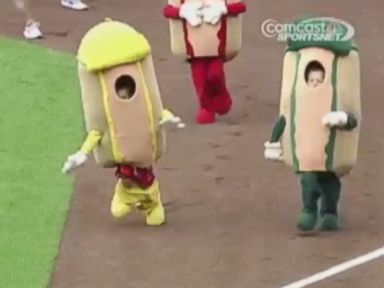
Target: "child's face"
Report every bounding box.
[307,70,324,88]
[117,87,132,99]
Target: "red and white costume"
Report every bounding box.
[163,0,246,124]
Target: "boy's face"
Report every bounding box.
[307,70,324,88]
[117,87,131,99]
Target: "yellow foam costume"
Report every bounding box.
[62,19,184,226]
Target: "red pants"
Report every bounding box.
[190,57,232,115]
[115,164,155,189]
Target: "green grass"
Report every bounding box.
[0,37,83,287]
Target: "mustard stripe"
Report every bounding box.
[137,62,157,160]
[98,73,123,162]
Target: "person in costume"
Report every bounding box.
[62,19,185,226]
[264,18,361,231]
[163,0,246,124]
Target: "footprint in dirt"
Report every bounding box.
[295,231,319,238]
[227,130,243,137]
[216,154,230,160]
[45,30,69,37]
[264,101,279,108]
[155,56,167,62]
[161,166,178,171]
[226,119,240,126]
[204,164,214,171]
[207,142,221,149]
[224,115,249,126]
[163,201,203,212]
[214,176,225,184]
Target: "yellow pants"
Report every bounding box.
[110,179,165,226]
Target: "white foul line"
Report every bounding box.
[280,245,384,288]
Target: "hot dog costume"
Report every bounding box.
[163,0,246,124]
[62,19,184,226]
[264,19,361,231]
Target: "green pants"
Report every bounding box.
[299,172,341,216]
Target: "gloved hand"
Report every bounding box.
[202,0,228,25]
[62,151,88,174]
[322,111,348,127]
[179,2,204,27]
[264,141,283,161]
[159,109,186,128]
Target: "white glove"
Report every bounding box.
[322,111,348,127]
[62,151,88,174]
[159,116,186,128]
[159,109,186,128]
[179,2,204,27]
[202,0,228,25]
[264,141,283,161]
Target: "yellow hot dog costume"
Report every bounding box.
[63,19,184,226]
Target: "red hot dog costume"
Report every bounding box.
[163,0,246,124]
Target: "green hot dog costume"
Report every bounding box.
[268,18,361,231]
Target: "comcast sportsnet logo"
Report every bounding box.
[261,17,355,42]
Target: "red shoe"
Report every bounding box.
[196,109,215,124]
[213,96,232,115]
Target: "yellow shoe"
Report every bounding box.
[111,197,131,218]
[145,202,165,226]
[110,184,132,218]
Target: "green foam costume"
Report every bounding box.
[268,18,361,231]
